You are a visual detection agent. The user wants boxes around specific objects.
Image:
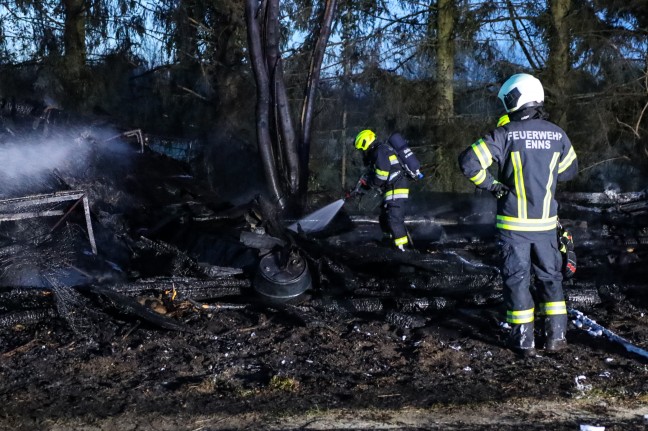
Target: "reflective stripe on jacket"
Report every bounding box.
[458,118,578,233]
[367,143,409,200]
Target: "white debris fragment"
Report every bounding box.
[598,371,611,378]
[463,366,472,372]
[450,344,462,351]
[604,357,614,363]
[588,328,603,337]
[575,375,592,392]
[579,425,605,431]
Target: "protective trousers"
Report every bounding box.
[499,235,567,351]
[379,176,409,248]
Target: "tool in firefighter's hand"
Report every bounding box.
[346,174,371,200]
[558,222,577,278]
[489,181,509,199]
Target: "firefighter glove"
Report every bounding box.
[489,181,509,199]
[559,229,577,279]
[346,188,364,199]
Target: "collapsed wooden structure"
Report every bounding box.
[0,190,97,254]
[0,124,645,352]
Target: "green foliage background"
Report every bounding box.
[0,0,646,202]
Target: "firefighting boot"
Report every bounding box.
[508,322,536,357]
[544,314,568,352]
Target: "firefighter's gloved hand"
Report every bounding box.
[489,181,509,199]
[359,176,370,189]
[345,189,362,200]
[559,229,577,278]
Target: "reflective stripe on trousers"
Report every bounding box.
[499,235,564,321]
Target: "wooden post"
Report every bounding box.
[82,194,97,255]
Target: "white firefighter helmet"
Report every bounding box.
[497,73,544,113]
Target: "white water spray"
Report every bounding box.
[288,199,345,234]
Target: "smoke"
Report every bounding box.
[0,126,134,198]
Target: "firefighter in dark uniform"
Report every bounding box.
[354,129,412,251]
[458,73,578,357]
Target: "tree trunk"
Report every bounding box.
[244,0,338,213]
[176,0,199,64]
[63,0,86,78]
[245,0,285,207]
[340,3,353,191]
[63,0,86,108]
[274,62,300,195]
[547,0,572,127]
[264,0,299,196]
[299,0,338,204]
[434,0,455,123]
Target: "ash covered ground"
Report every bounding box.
[0,129,647,430]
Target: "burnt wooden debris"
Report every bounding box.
[0,190,97,254]
[0,124,646,343]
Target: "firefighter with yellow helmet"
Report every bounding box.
[458,73,578,357]
[353,129,423,251]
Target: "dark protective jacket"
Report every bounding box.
[365,142,409,201]
[458,111,578,235]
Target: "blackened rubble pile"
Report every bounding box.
[0,123,647,357]
[0,124,254,339]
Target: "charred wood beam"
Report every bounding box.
[565,287,601,310]
[0,191,97,255]
[0,210,65,220]
[84,285,190,332]
[385,311,428,329]
[240,230,286,251]
[111,277,249,299]
[348,273,500,297]
[309,296,457,315]
[618,200,648,214]
[135,237,218,278]
[0,288,53,311]
[322,244,498,276]
[558,191,647,208]
[0,309,57,328]
[0,190,86,211]
[187,299,248,311]
[350,215,461,226]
